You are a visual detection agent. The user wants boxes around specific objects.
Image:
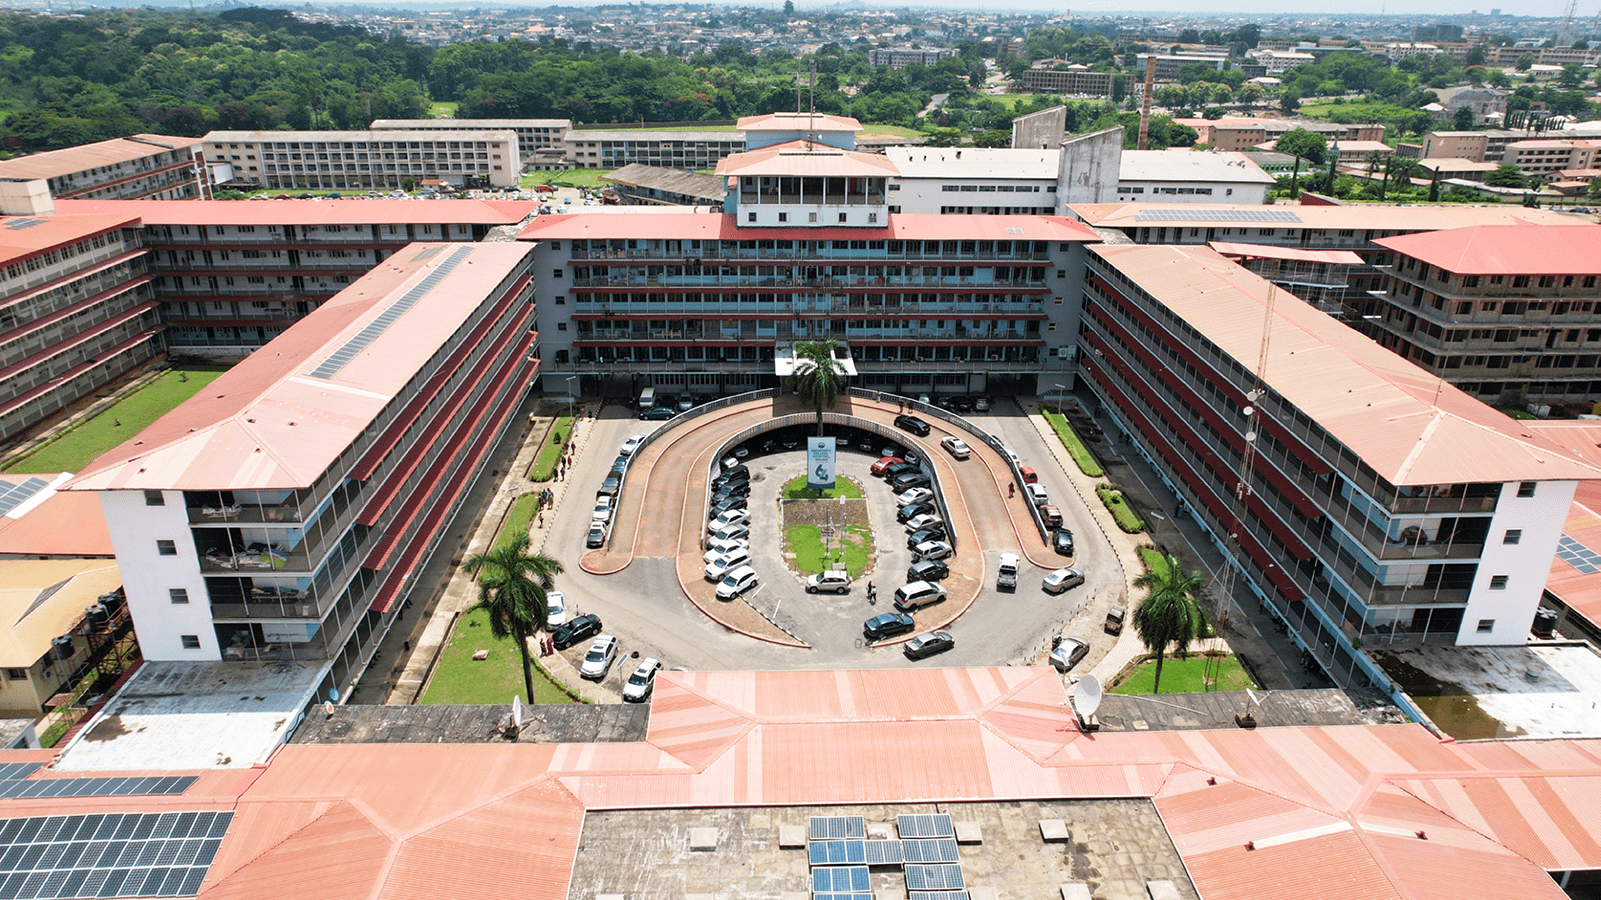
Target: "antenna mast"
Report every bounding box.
[1216,281,1279,648]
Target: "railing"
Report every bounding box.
[187,504,302,525]
[569,248,1052,262]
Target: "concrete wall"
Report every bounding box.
[1012,106,1067,151]
[98,490,219,661]
[1458,479,1576,646]
[1057,126,1124,209]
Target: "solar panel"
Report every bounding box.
[863,839,903,865]
[0,812,230,899]
[308,245,472,380]
[909,892,971,900]
[0,478,49,517]
[808,816,866,841]
[1557,535,1601,573]
[0,775,196,800]
[904,864,965,891]
[808,841,865,866]
[3,220,44,231]
[812,894,872,900]
[811,866,870,893]
[901,838,959,863]
[896,814,954,839]
[1131,208,1302,223]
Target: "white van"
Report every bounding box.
[638,386,657,409]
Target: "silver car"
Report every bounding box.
[1042,567,1085,594]
[1049,638,1090,672]
[580,635,619,680]
[621,657,661,702]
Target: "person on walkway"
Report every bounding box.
[1008,482,1015,499]
[867,582,876,601]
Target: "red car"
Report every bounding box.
[871,456,903,477]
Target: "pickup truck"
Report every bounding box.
[997,553,1019,591]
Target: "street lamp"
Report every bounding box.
[565,375,577,420]
[1052,382,1067,407]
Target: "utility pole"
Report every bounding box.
[1137,56,1155,150]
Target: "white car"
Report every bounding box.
[897,487,934,506]
[709,521,750,542]
[1050,638,1090,672]
[704,536,750,561]
[593,496,614,524]
[974,397,991,412]
[1001,447,1019,465]
[545,590,569,627]
[711,508,751,528]
[716,565,759,600]
[704,547,752,581]
[621,657,661,702]
[619,434,646,458]
[1025,483,1049,507]
[905,513,943,532]
[913,540,953,561]
[1042,568,1085,595]
[893,580,947,611]
[721,455,741,470]
[579,635,619,680]
[940,436,971,459]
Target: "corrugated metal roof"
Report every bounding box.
[518,211,1101,243]
[715,141,900,178]
[1374,225,1601,275]
[1119,150,1278,186]
[1090,243,1601,485]
[1388,775,1601,870]
[1071,202,1583,232]
[736,112,863,132]
[0,135,197,181]
[0,212,140,268]
[55,198,539,227]
[1209,241,1365,265]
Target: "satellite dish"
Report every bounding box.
[1074,674,1104,718]
[1242,406,1255,417]
[1245,431,1258,442]
[512,695,523,729]
[1246,390,1259,402]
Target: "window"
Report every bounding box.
[838,213,848,223]
[1489,575,1508,589]
[169,588,189,604]
[748,213,757,223]
[1517,481,1536,498]
[1503,529,1522,545]
[1476,619,1496,633]
[4,669,26,680]
[557,322,567,331]
[180,635,201,650]
[552,269,563,278]
[156,540,177,556]
[144,490,165,506]
[778,212,788,223]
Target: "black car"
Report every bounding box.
[894,415,931,436]
[598,474,621,496]
[640,405,676,420]
[1053,528,1076,557]
[552,614,602,649]
[712,483,750,503]
[892,471,931,491]
[779,435,800,450]
[898,501,936,522]
[863,612,917,641]
[610,456,629,475]
[713,466,749,487]
[883,463,920,481]
[709,496,747,518]
[907,559,950,582]
[907,527,946,548]
[855,435,875,451]
[949,396,975,412]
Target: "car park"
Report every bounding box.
[621,657,662,702]
[545,591,569,627]
[1049,638,1090,672]
[940,437,971,459]
[640,405,676,420]
[711,508,751,529]
[896,487,934,506]
[1042,567,1085,594]
[893,415,931,436]
[907,559,949,582]
[704,536,749,559]
[893,580,946,611]
[1053,528,1076,557]
[903,631,955,660]
[913,539,953,561]
[892,471,931,491]
[863,612,916,641]
[1025,483,1049,507]
[552,614,602,650]
[580,635,619,680]
[871,456,903,477]
[619,434,646,457]
[704,547,751,581]
[805,570,852,594]
[906,527,947,548]
[586,525,607,548]
[716,565,759,600]
[904,513,943,532]
[898,501,936,522]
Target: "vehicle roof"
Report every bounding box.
[726,564,757,578]
[1000,552,1020,564]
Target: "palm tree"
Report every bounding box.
[788,339,846,430]
[1132,552,1209,695]
[465,533,563,705]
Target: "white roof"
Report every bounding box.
[1117,151,1277,186]
[886,147,1059,180]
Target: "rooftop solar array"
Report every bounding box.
[308,245,472,380]
[896,814,954,839]
[900,839,959,864]
[3,220,44,231]
[809,816,866,841]
[811,867,870,893]
[809,841,865,866]
[905,864,966,891]
[812,895,871,900]
[1556,534,1601,574]
[864,840,904,866]
[909,893,971,900]
[0,811,232,899]
[0,479,50,517]
[1131,208,1302,223]
[0,768,38,783]
[0,778,196,801]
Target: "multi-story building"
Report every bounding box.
[69,242,539,698]
[1247,50,1317,73]
[0,135,207,202]
[1505,139,1601,184]
[1079,242,1601,690]
[370,118,570,165]
[1419,130,1525,163]
[884,148,1059,215]
[518,142,1098,399]
[1015,68,1115,98]
[562,130,746,169]
[736,113,860,152]
[0,209,159,441]
[868,47,956,68]
[1114,151,1275,204]
[1134,54,1226,81]
[55,198,538,355]
[1366,225,1601,404]
[203,130,521,190]
[1174,118,1385,153]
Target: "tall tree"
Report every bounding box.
[1485,163,1528,189]
[1132,552,1209,695]
[465,534,563,705]
[788,339,847,429]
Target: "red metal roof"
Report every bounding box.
[1374,225,1601,275]
[1209,241,1366,266]
[736,112,863,132]
[55,198,539,227]
[0,481,112,556]
[0,135,198,180]
[0,213,141,268]
[715,141,900,177]
[1071,202,1583,232]
[518,211,1101,243]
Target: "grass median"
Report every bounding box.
[780,474,864,499]
[421,608,583,705]
[1041,406,1103,477]
[1096,484,1145,533]
[528,415,574,481]
[1111,653,1254,694]
[786,523,872,576]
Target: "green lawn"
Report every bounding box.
[420,608,582,705]
[497,493,542,551]
[428,101,459,118]
[781,474,864,500]
[524,169,613,189]
[529,415,574,482]
[1112,653,1255,695]
[6,365,228,474]
[592,123,740,133]
[859,123,926,138]
[786,522,873,576]
[1097,484,1145,534]
[1041,406,1103,478]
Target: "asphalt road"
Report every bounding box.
[544,396,1121,674]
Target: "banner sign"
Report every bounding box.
[807,437,836,490]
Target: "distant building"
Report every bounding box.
[1247,50,1317,74]
[1114,151,1276,205]
[884,148,1059,215]
[1505,139,1601,184]
[735,112,860,152]
[1420,129,1527,163]
[1133,54,1226,81]
[601,164,725,207]
[563,131,746,169]
[0,135,207,202]
[1174,118,1385,152]
[370,118,571,165]
[1430,87,1508,126]
[868,47,956,68]
[1015,68,1115,98]
[203,130,521,190]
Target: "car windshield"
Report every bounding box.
[627,671,650,685]
[585,648,605,662]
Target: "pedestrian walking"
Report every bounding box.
[1008,482,1016,499]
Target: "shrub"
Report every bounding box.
[1097,483,1146,533]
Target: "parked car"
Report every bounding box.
[997,553,1019,591]
[1042,567,1085,594]
[621,657,662,702]
[704,547,752,581]
[871,456,904,477]
[731,444,749,459]
[708,496,747,519]
[940,436,971,459]
[1025,483,1049,507]
[708,521,750,542]
[973,397,991,412]
[704,536,749,560]
[545,591,569,627]
[806,570,853,594]
[677,396,694,412]
[579,635,619,680]
[716,565,759,600]
[897,487,934,506]
[894,415,931,436]
[1105,605,1126,635]
[720,455,741,470]
[904,513,943,532]
[913,540,953,561]
[880,445,906,459]
[899,501,937,522]
[906,526,946,547]
[883,462,919,482]
[892,471,932,491]
[711,482,750,503]
[552,614,602,650]
[1018,465,1039,484]
[712,467,749,489]
[1038,504,1064,529]
[711,508,751,529]
[903,631,955,660]
[903,449,921,467]
[1053,528,1076,557]
[1050,638,1090,672]
[863,612,917,641]
[619,434,646,457]
[640,405,676,421]
[893,580,947,611]
[907,559,950,582]
[592,496,614,524]
[585,525,607,549]
[598,474,621,497]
